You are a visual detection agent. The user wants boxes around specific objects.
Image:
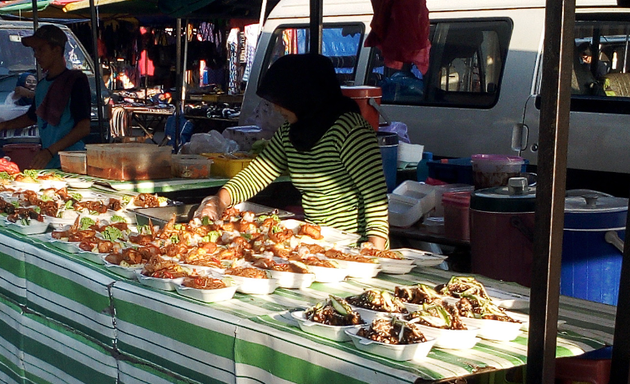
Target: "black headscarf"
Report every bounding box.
[256,54,361,151]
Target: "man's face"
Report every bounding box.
[581,54,592,64]
[30,41,62,72]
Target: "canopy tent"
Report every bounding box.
[62,0,279,19]
[0,0,85,17]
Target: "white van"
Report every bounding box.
[240,0,630,195]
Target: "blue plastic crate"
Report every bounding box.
[427,157,473,184]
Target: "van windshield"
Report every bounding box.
[261,24,364,86]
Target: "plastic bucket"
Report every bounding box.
[471,154,525,189]
[376,131,398,192]
[2,143,41,171]
[561,192,628,305]
[341,86,382,130]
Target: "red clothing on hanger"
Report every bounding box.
[364,0,431,74]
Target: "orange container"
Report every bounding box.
[341,86,382,130]
[58,151,87,174]
[86,143,172,181]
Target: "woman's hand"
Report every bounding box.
[29,148,53,169]
[14,86,34,99]
[367,236,387,250]
[193,189,231,222]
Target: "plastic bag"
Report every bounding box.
[378,121,410,143]
[0,104,29,123]
[379,70,425,103]
[187,131,239,154]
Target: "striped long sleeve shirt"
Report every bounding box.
[223,112,389,242]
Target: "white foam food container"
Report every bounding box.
[349,305,402,324]
[392,248,448,268]
[101,256,143,279]
[305,264,349,283]
[291,310,363,341]
[331,259,381,279]
[268,269,316,289]
[459,316,523,342]
[174,279,238,303]
[227,273,280,295]
[280,219,360,246]
[6,219,49,235]
[413,323,480,350]
[134,270,185,291]
[388,193,427,228]
[344,327,436,361]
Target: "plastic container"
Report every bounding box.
[172,154,212,178]
[341,86,382,130]
[470,177,536,287]
[58,151,87,174]
[427,157,474,185]
[86,143,172,181]
[397,142,424,168]
[388,194,424,227]
[416,151,433,182]
[442,191,471,242]
[471,154,525,189]
[433,183,475,216]
[561,191,628,305]
[221,125,266,151]
[2,143,41,171]
[201,152,254,178]
[376,131,398,192]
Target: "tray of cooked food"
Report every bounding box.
[291,295,365,341]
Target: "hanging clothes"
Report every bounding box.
[242,24,259,83]
[364,0,431,74]
[227,28,240,95]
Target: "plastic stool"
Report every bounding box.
[555,356,611,384]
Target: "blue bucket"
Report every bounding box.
[561,193,628,305]
[376,132,398,192]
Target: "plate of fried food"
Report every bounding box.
[291,295,365,341]
[174,276,237,302]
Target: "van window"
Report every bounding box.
[572,19,630,99]
[366,19,512,108]
[261,24,364,85]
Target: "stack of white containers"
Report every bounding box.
[388,180,437,227]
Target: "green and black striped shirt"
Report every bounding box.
[224,112,389,242]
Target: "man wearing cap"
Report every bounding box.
[0,24,91,169]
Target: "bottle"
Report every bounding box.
[416,151,433,182]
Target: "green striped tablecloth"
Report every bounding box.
[0,226,614,384]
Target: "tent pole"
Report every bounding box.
[175,18,182,150]
[181,18,189,113]
[89,0,105,142]
[31,0,41,80]
[309,0,322,54]
[526,0,574,382]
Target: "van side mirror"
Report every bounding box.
[512,123,529,152]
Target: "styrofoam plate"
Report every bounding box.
[380,263,415,275]
[392,248,448,267]
[6,220,49,235]
[291,310,363,341]
[414,323,480,349]
[174,280,237,302]
[281,219,360,246]
[305,264,348,283]
[486,287,530,309]
[268,269,316,289]
[134,269,185,291]
[331,259,381,278]
[227,274,279,295]
[345,327,436,361]
[459,316,522,341]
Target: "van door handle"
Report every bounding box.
[512,123,529,152]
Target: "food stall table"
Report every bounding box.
[0,222,614,384]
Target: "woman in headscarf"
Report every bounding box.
[11,73,37,106]
[195,54,389,249]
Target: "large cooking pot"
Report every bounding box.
[561,190,628,305]
[470,177,536,287]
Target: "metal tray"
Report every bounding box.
[134,202,294,227]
